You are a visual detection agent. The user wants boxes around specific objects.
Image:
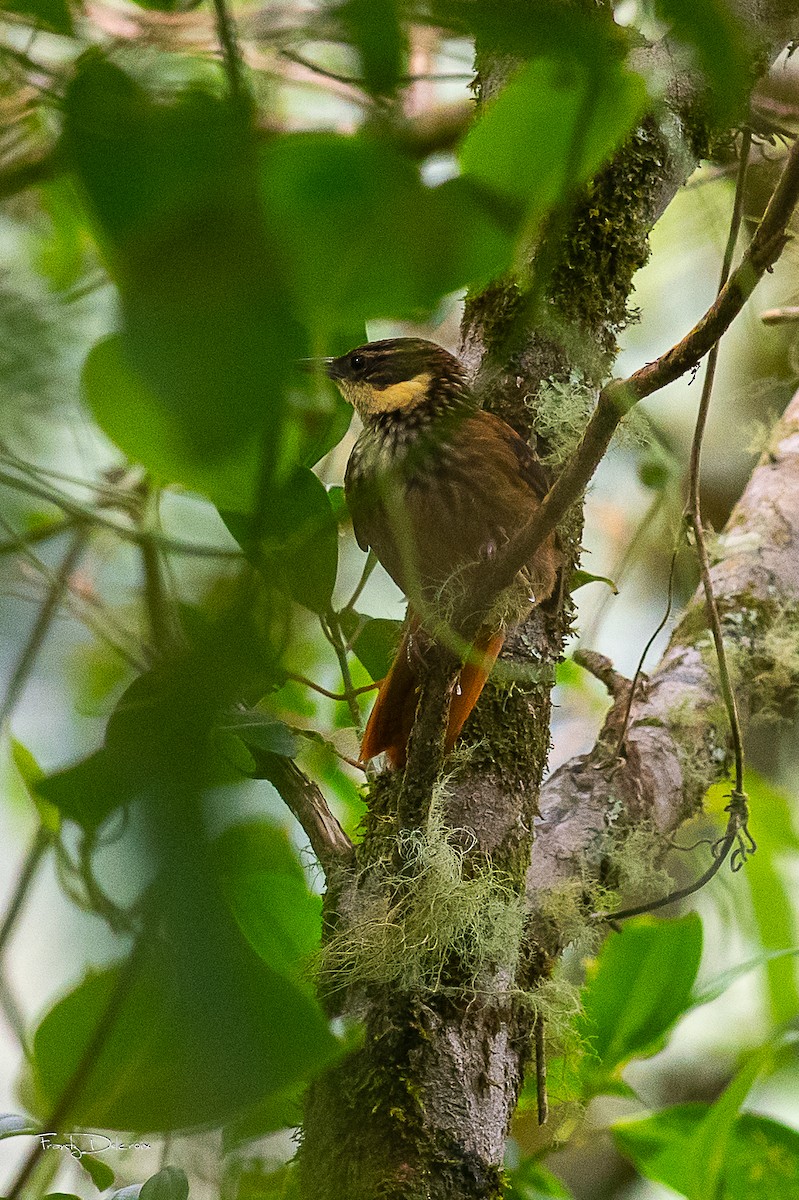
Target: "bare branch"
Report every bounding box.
[257,753,355,871]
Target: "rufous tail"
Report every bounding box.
[360,624,505,769]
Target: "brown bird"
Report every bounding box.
[327,338,560,768]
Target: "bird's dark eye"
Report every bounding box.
[350,353,366,372]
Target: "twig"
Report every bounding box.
[572,649,629,699]
[285,671,379,703]
[340,550,378,617]
[138,482,181,655]
[255,752,354,869]
[0,463,242,558]
[600,132,756,925]
[322,611,364,731]
[614,536,682,759]
[0,827,49,959]
[596,792,755,923]
[685,128,752,800]
[534,1011,548,1126]
[211,0,249,107]
[0,524,90,727]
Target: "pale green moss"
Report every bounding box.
[318,792,526,997]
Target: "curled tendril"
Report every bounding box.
[726,789,757,871]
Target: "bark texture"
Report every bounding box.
[297,6,799,1198]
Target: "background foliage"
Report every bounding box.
[0,0,798,1196]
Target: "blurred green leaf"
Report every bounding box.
[261,135,516,328]
[219,711,298,759]
[1,0,73,34]
[615,1104,799,1200]
[223,1086,304,1152]
[140,1168,189,1200]
[339,612,402,681]
[36,178,94,291]
[614,1102,709,1197]
[506,1157,574,1199]
[223,469,338,614]
[688,1046,778,1200]
[211,821,322,982]
[65,54,298,476]
[337,0,406,95]
[431,0,629,61]
[284,383,353,471]
[653,0,751,121]
[691,948,799,1010]
[36,749,135,831]
[460,54,647,217]
[739,772,799,1027]
[43,1194,83,1199]
[80,1154,115,1191]
[578,914,703,1092]
[9,739,59,832]
[29,932,339,1130]
[83,334,261,513]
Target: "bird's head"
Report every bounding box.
[325,338,467,419]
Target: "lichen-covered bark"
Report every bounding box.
[297,6,799,1197]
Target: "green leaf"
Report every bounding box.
[614,1104,799,1200]
[284,383,353,472]
[653,0,751,121]
[339,612,402,681]
[261,135,516,328]
[79,1154,115,1191]
[219,711,298,759]
[65,55,298,480]
[337,0,406,95]
[578,914,703,1091]
[9,738,59,831]
[506,1157,574,1199]
[460,54,647,218]
[0,1113,36,1139]
[739,772,799,1026]
[140,1167,189,1200]
[212,822,322,983]
[570,569,618,594]
[688,1049,775,1200]
[35,748,136,831]
[1,0,73,35]
[222,468,338,614]
[43,1194,83,1199]
[29,932,339,1131]
[83,334,261,513]
[614,1103,709,1197]
[691,948,799,1010]
[222,1086,304,1152]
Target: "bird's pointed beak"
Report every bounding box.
[298,356,337,376]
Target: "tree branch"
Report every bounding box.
[256,753,355,872]
[529,387,799,933]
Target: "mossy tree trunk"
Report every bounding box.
[296,8,799,1197]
